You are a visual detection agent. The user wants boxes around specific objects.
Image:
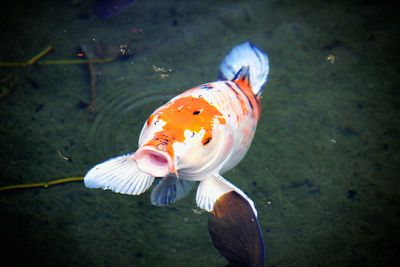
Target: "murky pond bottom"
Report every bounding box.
[1,1,399,266]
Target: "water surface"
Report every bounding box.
[0,0,399,266]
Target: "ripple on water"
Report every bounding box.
[88,87,173,157]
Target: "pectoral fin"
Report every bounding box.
[151,175,195,206]
[84,154,155,195]
[196,174,257,216]
[208,191,265,267]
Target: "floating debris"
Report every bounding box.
[326,54,339,63]
[152,64,173,79]
[57,150,72,161]
[192,208,204,215]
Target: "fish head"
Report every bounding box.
[135,95,230,177]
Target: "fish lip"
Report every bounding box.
[133,146,175,177]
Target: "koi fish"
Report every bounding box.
[84,42,269,216]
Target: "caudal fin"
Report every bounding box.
[208,191,265,267]
[219,42,269,95]
[84,154,155,195]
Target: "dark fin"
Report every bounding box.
[208,191,265,267]
[150,175,195,206]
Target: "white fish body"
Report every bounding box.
[84,42,270,215]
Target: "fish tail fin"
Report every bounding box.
[208,191,265,267]
[219,42,269,95]
[84,154,155,195]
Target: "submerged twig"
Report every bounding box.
[79,44,100,112]
[0,177,84,191]
[0,46,115,67]
[0,46,53,67]
[87,60,97,112]
[27,46,54,65]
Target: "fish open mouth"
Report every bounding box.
[134,147,174,177]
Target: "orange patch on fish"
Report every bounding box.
[147,113,156,126]
[229,83,249,115]
[234,77,261,119]
[145,96,226,157]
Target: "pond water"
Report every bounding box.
[0,0,399,266]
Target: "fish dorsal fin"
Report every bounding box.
[232,66,252,92]
[219,42,269,95]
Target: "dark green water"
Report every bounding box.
[1,0,399,266]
